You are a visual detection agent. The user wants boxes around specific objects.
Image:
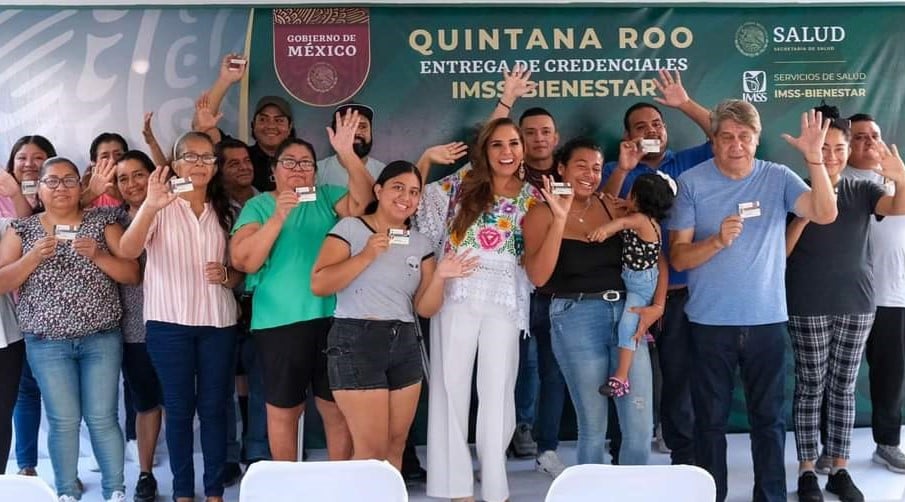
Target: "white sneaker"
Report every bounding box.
[59,496,78,502]
[106,490,127,502]
[535,450,566,478]
[125,439,140,464]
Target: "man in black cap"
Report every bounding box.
[317,102,385,186]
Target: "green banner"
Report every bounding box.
[250,6,904,440]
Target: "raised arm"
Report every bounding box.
[328,110,373,218]
[119,165,177,259]
[80,157,117,207]
[230,192,297,274]
[489,64,537,121]
[785,110,837,224]
[193,92,224,143]
[524,176,573,286]
[0,171,33,217]
[200,53,245,121]
[653,69,711,137]
[142,112,170,168]
[874,143,905,216]
[416,142,468,185]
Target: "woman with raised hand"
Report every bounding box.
[0,157,139,502]
[311,160,476,470]
[786,105,905,502]
[0,135,55,218]
[417,117,541,502]
[119,132,242,502]
[230,110,371,462]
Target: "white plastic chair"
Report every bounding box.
[545,464,716,502]
[239,459,408,502]
[0,474,57,501]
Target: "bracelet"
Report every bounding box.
[221,264,230,285]
[497,98,512,110]
[805,158,824,165]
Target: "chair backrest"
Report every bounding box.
[239,459,408,502]
[545,464,716,502]
[0,474,58,501]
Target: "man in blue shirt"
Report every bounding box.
[670,100,837,502]
[600,69,712,466]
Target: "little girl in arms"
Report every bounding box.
[587,172,675,397]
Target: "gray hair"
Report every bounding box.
[710,99,762,137]
[172,131,214,160]
[39,156,78,178]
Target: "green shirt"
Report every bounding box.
[233,185,347,330]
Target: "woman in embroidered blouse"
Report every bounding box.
[417,117,541,502]
[0,157,139,501]
[119,131,242,502]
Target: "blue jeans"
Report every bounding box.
[690,323,787,502]
[653,288,695,464]
[530,294,567,452]
[549,297,652,465]
[514,335,537,427]
[25,329,125,499]
[14,358,41,470]
[146,321,237,498]
[617,267,658,350]
[240,335,271,461]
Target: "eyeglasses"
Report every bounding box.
[276,158,315,172]
[178,153,218,165]
[40,176,80,189]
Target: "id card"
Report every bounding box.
[228,58,246,71]
[388,228,411,245]
[738,201,762,219]
[21,180,38,195]
[169,177,193,193]
[640,138,661,154]
[296,186,317,202]
[551,182,573,196]
[54,224,78,240]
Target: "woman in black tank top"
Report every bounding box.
[523,137,664,466]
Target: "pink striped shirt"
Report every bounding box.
[143,198,237,327]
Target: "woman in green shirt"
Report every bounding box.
[230,110,372,461]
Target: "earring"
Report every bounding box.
[518,160,526,181]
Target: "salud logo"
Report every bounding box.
[735,22,768,57]
[273,8,371,107]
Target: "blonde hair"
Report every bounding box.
[710,99,762,137]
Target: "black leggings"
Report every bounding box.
[0,339,25,474]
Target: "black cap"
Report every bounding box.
[254,96,293,122]
[333,102,374,124]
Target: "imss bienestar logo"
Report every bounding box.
[742,70,767,103]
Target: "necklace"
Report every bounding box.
[569,197,593,223]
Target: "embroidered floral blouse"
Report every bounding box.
[414,166,541,330]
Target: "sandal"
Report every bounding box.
[598,377,631,397]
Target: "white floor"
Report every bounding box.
[9,428,905,501]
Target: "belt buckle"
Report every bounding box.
[602,290,621,302]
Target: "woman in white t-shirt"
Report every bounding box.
[311,160,475,470]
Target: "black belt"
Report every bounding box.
[666,287,688,299]
[545,290,625,302]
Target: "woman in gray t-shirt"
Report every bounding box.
[311,160,476,470]
[786,109,905,501]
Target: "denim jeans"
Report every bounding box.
[549,297,652,465]
[146,321,237,498]
[617,267,658,350]
[14,357,41,470]
[530,294,567,452]
[653,288,695,464]
[690,322,787,502]
[240,334,271,461]
[25,329,125,500]
[514,335,538,427]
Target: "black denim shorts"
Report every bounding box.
[326,318,423,391]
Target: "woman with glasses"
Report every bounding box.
[0,157,139,502]
[230,110,372,462]
[119,132,241,502]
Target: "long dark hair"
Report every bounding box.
[451,118,522,239]
[173,132,234,233]
[6,135,57,179]
[364,160,422,225]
